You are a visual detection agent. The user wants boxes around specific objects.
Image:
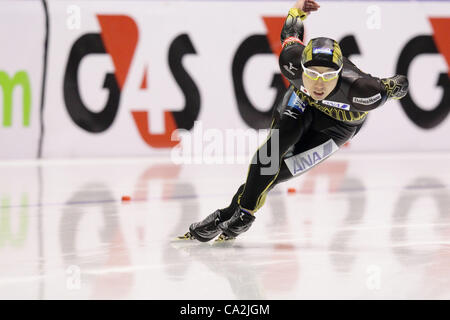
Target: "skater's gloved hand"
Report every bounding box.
[382,75,409,100]
[282,0,320,43]
[293,0,320,14]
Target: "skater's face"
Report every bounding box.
[302,66,339,101]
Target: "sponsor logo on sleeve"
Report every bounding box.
[322,99,351,110]
[287,92,306,113]
[352,93,382,105]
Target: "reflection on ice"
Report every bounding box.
[0,153,449,299]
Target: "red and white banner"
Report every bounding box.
[1,1,449,159]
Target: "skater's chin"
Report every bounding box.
[311,91,325,100]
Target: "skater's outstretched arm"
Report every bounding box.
[279,1,319,81]
[279,0,408,112]
[344,61,409,112]
[281,0,320,44]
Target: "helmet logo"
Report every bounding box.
[313,47,333,55]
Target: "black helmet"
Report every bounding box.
[301,37,343,71]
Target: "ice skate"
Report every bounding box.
[171,231,197,250]
[176,209,230,242]
[214,233,236,244]
[174,231,195,241]
[218,207,256,239]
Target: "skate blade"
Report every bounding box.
[214,233,235,243]
[173,232,196,241]
[170,232,199,250]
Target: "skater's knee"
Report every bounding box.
[238,189,269,214]
[255,191,268,211]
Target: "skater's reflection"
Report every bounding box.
[171,242,265,299]
[163,182,200,279]
[262,185,300,293]
[60,182,132,299]
[171,188,300,299]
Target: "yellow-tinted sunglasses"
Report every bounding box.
[301,62,342,82]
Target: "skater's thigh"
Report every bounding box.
[271,121,361,185]
[271,130,330,184]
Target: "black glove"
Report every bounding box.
[382,75,409,100]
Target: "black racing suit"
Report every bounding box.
[219,9,406,217]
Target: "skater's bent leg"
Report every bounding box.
[271,122,363,187]
[216,112,364,240]
[262,121,364,197]
[238,106,313,213]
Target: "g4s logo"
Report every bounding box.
[64,15,201,147]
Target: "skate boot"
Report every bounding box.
[217,207,256,239]
[381,75,409,100]
[188,210,228,242]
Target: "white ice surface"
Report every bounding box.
[0,153,449,299]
